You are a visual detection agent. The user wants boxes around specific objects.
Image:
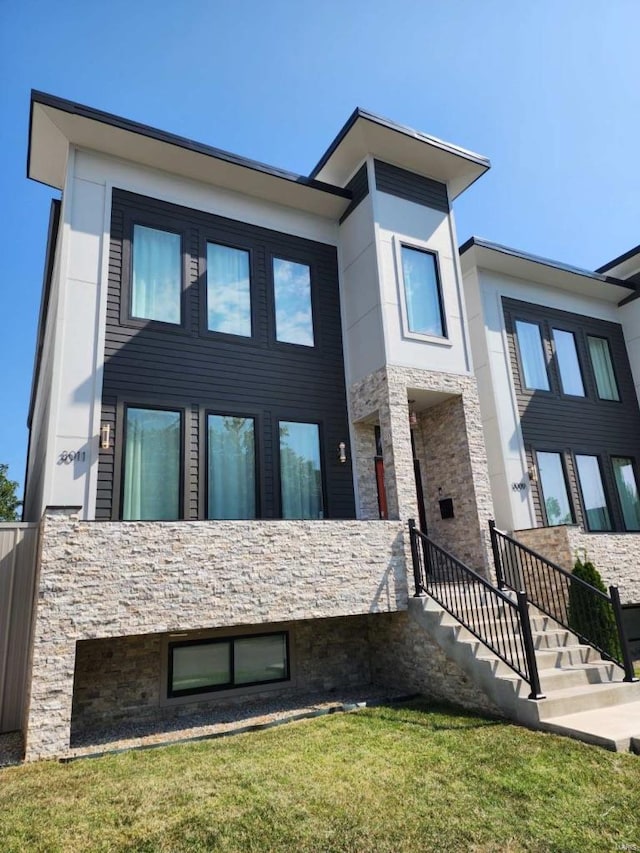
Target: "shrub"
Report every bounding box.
[568,558,621,660]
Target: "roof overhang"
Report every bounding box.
[28,92,351,219]
[310,108,490,200]
[460,237,635,304]
[597,244,640,279]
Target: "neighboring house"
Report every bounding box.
[14,92,495,759]
[3,92,638,760]
[460,239,640,635]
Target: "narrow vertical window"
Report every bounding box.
[515,320,549,391]
[537,451,573,526]
[587,336,620,401]
[575,454,612,531]
[273,258,314,346]
[552,329,585,396]
[207,243,251,336]
[207,415,256,519]
[612,457,640,531]
[123,408,181,520]
[132,225,181,324]
[400,246,445,337]
[279,421,323,519]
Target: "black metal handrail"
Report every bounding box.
[489,520,636,682]
[408,519,544,699]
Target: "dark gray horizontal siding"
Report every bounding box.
[97,189,355,521]
[339,163,369,224]
[503,297,640,531]
[374,160,449,212]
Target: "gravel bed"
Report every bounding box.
[0,731,23,767]
[66,687,409,761]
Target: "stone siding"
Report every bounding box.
[514,526,640,604]
[368,611,501,716]
[71,615,373,739]
[25,511,407,760]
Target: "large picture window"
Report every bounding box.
[552,328,584,396]
[575,454,612,531]
[279,421,323,519]
[515,320,549,391]
[587,336,620,401]
[123,407,181,520]
[612,457,640,531]
[536,451,573,526]
[168,632,289,698]
[131,224,182,324]
[273,258,314,346]
[400,245,445,338]
[207,243,252,336]
[207,414,256,519]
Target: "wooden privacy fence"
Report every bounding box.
[0,523,39,733]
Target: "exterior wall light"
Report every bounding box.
[408,400,418,429]
[101,423,111,450]
[338,441,347,463]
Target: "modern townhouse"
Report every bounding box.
[1,92,639,762]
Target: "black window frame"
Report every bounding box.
[586,334,622,403]
[203,408,261,520]
[167,631,290,698]
[551,326,586,399]
[121,210,191,334]
[534,448,575,527]
[610,454,640,532]
[513,318,552,394]
[276,416,327,519]
[200,233,258,343]
[573,452,614,533]
[270,253,318,350]
[398,243,447,340]
[117,401,188,521]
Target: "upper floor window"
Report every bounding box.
[123,407,181,520]
[514,320,549,391]
[552,328,584,396]
[279,420,323,518]
[400,245,445,338]
[132,224,182,324]
[612,457,640,531]
[273,258,314,346]
[587,336,620,401]
[575,454,612,531]
[537,451,573,526]
[207,243,252,337]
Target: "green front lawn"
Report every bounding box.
[1,701,638,852]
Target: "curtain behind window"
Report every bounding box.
[515,320,549,390]
[612,457,640,531]
[132,225,181,324]
[575,455,612,531]
[279,421,323,519]
[588,337,619,401]
[207,243,251,336]
[123,408,181,520]
[208,415,256,519]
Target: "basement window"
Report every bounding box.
[168,632,290,698]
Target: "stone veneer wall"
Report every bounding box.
[351,421,380,520]
[368,612,501,716]
[71,615,374,740]
[349,365,495,577]
[24,511,407,760]
[515,525,640,604]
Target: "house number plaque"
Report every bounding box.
[57,450,87,464]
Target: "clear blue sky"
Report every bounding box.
[1,0,639,496]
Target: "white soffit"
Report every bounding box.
[28,99,351,219]
[311,111,490,199]
[461,241,634,304]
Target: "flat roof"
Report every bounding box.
[597,244,640,276]
[460,237,635,304]
[28,91,352,219]
[309,107,490,199]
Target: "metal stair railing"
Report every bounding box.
[408,519,544,700]
[489,520,637,682]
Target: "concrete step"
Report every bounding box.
[532,681,640,720]
[500,662,620,694]
[538,701,640,752]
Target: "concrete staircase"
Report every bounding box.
[411,594,640,753]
